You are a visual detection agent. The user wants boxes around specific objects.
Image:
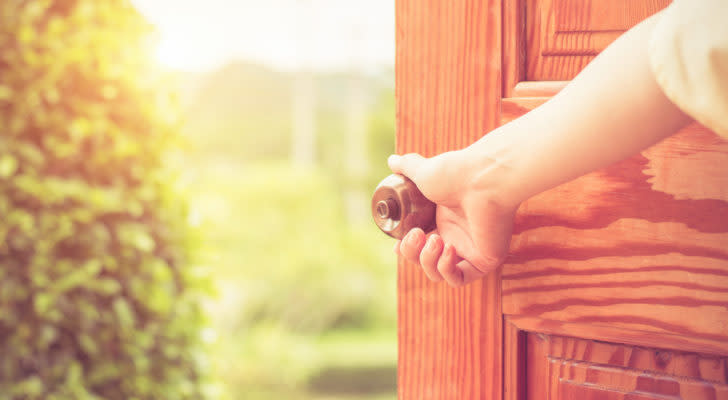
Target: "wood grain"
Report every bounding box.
[526,0,593,80]
[501,99,728,347]
[504,321,526,400]
[395,0,502,398]
[400,1,727,399]
[500,1,728,399]
[508,315,728,357]
[501,97,548,125]
[526,333,550,400]
[512,81,566,97]
[503,0,526,98]
[552,0,670,32]
[526,0,670,80]
[527,334,728,400]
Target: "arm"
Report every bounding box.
[390,11,692,287]
[479,11,692,205]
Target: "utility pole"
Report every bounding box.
[343,23,370,225]
[291,0,316,168]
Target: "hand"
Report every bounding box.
[388,150,518,287]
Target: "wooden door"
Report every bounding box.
[396,1,503,398]
[396,0,728,399]
[502,0,728,398]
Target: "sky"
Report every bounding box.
[130,0,395,72]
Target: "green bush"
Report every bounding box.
[0,1,210,399]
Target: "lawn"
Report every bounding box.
[185,159,398,399]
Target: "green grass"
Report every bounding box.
[173,62,398,399]
[183,159,397,400]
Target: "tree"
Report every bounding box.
[0,1,209,398]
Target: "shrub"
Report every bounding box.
[0,1,210,398]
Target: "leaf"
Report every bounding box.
[0,85,12,101]
[33,293,53,316]
[0,155,18,178]
[18,26,34,44]
[79,334,98,355]
[130,230,155,252]
[112,297,135,328]
[12,376,42,396]
[53,259,102,293]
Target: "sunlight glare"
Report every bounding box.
[155,35,190,70]
[136,0,395,72]
[154,31,219,71]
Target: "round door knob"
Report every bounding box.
[371,174,436,239]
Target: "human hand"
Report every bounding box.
[388,151,517,287]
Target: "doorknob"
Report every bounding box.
[371,174,436,239]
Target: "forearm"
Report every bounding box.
[466,11,692,206]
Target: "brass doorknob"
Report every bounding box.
[371,174,436,239]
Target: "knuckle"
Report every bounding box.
[473,254,506,273]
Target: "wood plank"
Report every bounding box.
[510,315,728,359]
[553,0,670,32]
[543,32,622,56]
[526,333,550,400]
[502,124,728,343]
[501,95,728,352]
[526,0,670,80]
[395,0,502,398]
[526,0,595,80]
[504,321,526,400]
[512,81,567,97]
[503,0,526,98]
[501,97,548,124]
[527,334,728,400]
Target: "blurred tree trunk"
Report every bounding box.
[291,0,317,168]
[292,70,316,167]
[344,72,370,225]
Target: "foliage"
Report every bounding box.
[178,67,397,398]
[0,1,210,398]
[181,62,293,162]
[366,87,396,190]
[161,42,398,399]
[187,162,396,397]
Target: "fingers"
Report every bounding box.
[399,231,485,287]
[388,153,425,179]
[436,243,463,287]
[400,228,426,263]
[436,247,485,287]
[401,229,447,282]
[419,234,444,282]
[456,259,487,286]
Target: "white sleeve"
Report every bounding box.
[648,0,728,138]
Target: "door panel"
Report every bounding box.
[553,0,669,32]
[500,96,728,346]
[526,334,728,400]
[525,0,670,81]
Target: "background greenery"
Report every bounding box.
[0,1,397,399]
[177,63,398,399]
[0,1,211,399]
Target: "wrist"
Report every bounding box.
[458,128,525,211]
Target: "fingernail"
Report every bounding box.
[425,235,437,250]
[406,232,417,245]
[387,154,400,166]
[407,235,417,246]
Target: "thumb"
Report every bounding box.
[388,153,426,180]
